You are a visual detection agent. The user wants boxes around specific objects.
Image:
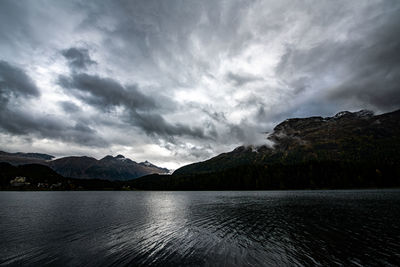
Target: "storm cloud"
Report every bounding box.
[58,73,156,111]
[0,60,40,104]
[0,60,107,147]
[62,47,97,70]
[0,0,399,169]
[58,72,206,139]
[226,72,263,87]
[59,101,81,113]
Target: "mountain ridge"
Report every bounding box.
[0,152,169,181]
[1,108,399,189]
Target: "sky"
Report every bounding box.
[0,0,399,169]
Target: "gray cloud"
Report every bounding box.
[59,101,81,113]
[226,71,263,87]
[58,72,208,140]
[0,60,40,105]
[0,60,107,147]
[58,73,156,111]
[0,98,108,148]
[275,1,400,113]
[132,111,206,139]
[0,108,108,147]
[62,47,97,70]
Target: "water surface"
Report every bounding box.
[1,190,400,266]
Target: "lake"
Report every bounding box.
[0,190,399,266]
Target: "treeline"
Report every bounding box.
[129,161,400,190]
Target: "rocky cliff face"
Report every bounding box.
[270,110,375,149]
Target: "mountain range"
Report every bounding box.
[1,109,400,190]
[0,152,169,181]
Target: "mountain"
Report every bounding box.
[0,152,169,181]
[130,109,400,190]
[139,160,169,171]
[174,109,400,174]
[48,154,169,181]
[0,151,54,165]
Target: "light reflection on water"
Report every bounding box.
[0,190,399,266]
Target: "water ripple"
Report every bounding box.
[1,190,400,266]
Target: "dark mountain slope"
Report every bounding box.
[47,156,99,179]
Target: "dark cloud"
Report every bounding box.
[226,71,263,86]
[59,101,80,113]
[58,73,156,111]
[0,60,40,105]
[62,47,97,70]
[132,111,206,139]
[0,103,107,147]
[0,61,106,147]
[74,0,253,87]
[58,72,208,140]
